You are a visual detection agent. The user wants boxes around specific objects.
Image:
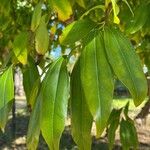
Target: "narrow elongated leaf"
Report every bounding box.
[31,2,42,32]
[126,4,148,34]
[120,119,138,150]
[76,0,85,8]
[71,59,93,150]
[104,27,147,106]
[13,32,28,65]
[49,0,72,21]
[80,31,114,136]
[40,58,69,150]
[0,101,13,131]
[107,109,122,150]
[35,16,49,55]
[23,57,39,107]
[27,94,42,150]
[60,19,97,46]
[0,66,14,110]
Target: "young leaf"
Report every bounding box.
[31,2,42,32]
[0,101,13,131]
[120,119,138,150]
[59,19,97,46]
[48,0,72,21]
[35,15,49,55]
[104,27,147,106]
[0,66,14,110]
[40,58,69,150]
[13,32,28,65]
[27,94,42,150]
[126,4,148,34]
[22,57,39,107]
[80,31,114,136]
[71,59,93,150]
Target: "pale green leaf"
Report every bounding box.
[111,0,120,24]
[40,57,69,150]
[80,31,114,136]
[0,66,14,110]
[76,0,86,8]
[49,0,72,21]
[71,59,93,150]
[27,94,42,150]
[13,32,28,65]
[35,15,49,55]
[60,19,96,46]
[31,2,42,32]
[104,27,147,106]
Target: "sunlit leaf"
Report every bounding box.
[76,0,86,8]
[60,19,96,45]
[35,15,49,55]
[49,0,73,21]
[13,32,28,65]
[0,66,14,110]
[71,59,93,150]
[104,27,147,106]
[80,31,114,136]
[31,2,42,32]
[40,57,69,149]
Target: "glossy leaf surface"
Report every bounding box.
[71,59,93,150]
[40,58,69,150]
[104,27,147,106]
[80,31,114,136]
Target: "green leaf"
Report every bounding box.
[22,57,39,107]
[60,19,97,46]
[0,101,13,131]
[49,0,72,21]
[40,57,69,150]
[120,119,138,150]
[0,66,14,110]
[71,59,93,150]
[13,32,28,65]
[27,94,42,150]
[107,109,122,150]
[80,31,114,136]
[126,4,148,34]
[35,15,49,55]
[31,2,42,32]
[104,27,147,106]
[111,0,120,24]
[76,0,86,8]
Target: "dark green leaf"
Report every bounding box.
[60,19,97,46]
[40,57,69,150]
[80,31,114,136]
[0,66,14,110]
[104,27,147,106]
[120,119,138,150]
[71,59,93,150]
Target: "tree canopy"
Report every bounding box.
[0,0,149,149]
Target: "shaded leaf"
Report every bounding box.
[40,57,69,150]
[31,2,42,32]
[0,66,14,110]
[80,31,114,136]
[104,27,147,106]
[60,19,97,46]
[13,32,28,65]
[35,15,49,55]
[120,119,138,150]
[71,59,93,150]
[126,4,148,34]
[27,94,42,150]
